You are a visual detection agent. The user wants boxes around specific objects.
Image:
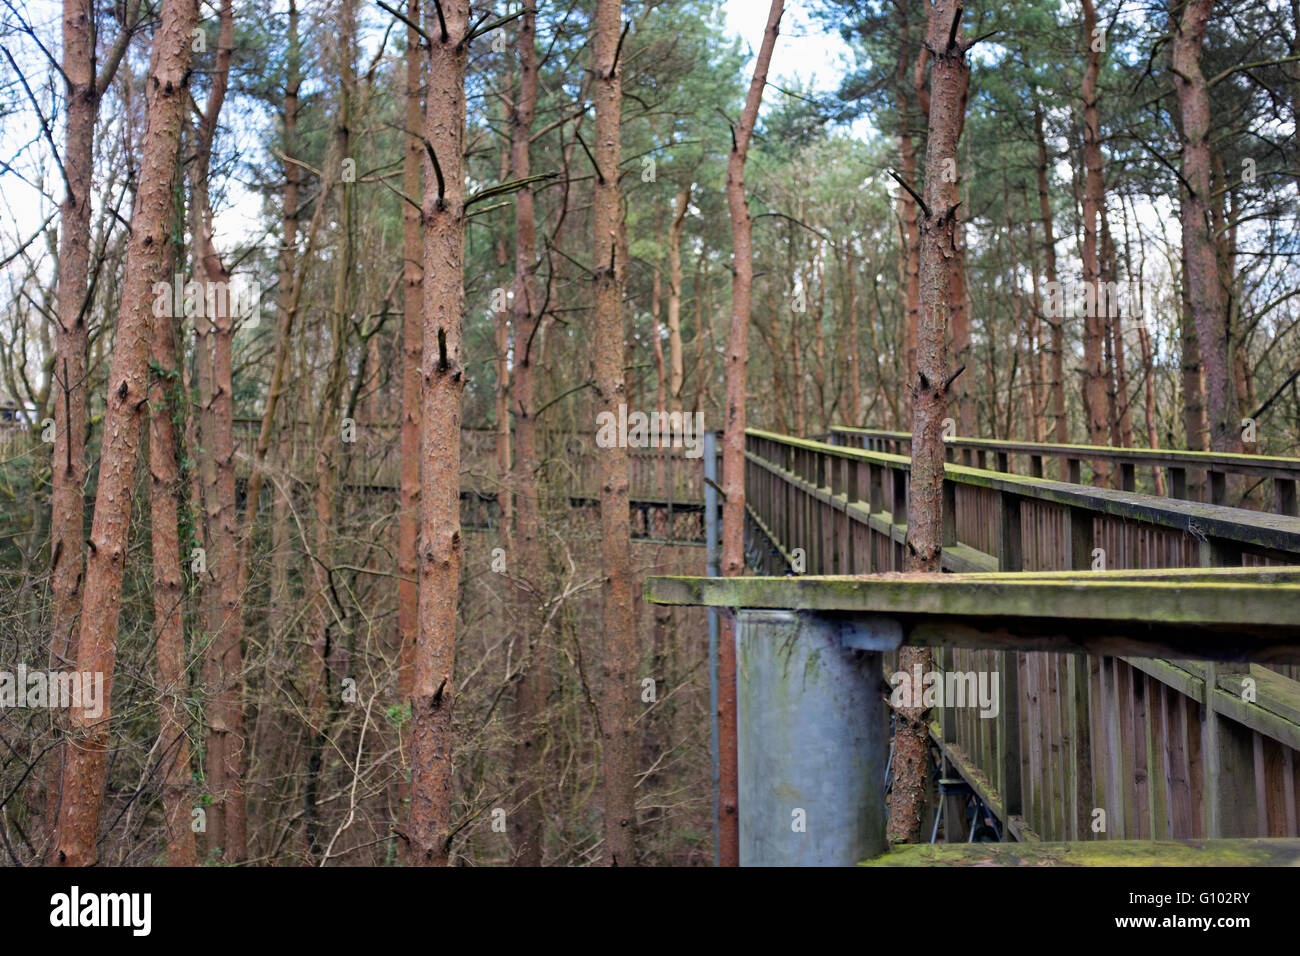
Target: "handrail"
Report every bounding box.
[830,425,1300,516]
[829,425,1300,476]
[746,428,1300,560]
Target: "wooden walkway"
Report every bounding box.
[227,420,714,543]
[731,427,1300,847]
[0,418,716,543]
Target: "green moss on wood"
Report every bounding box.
[861,838,1300,867]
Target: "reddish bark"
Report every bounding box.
[50,0,201,867]
[45,0,95,852]
[1080,0,1111,482]
[667,187,690,413]
[46,0,139,848]
[719,0,783,867]
[592,0,639,866]
[1033,101,1069,447]
[398,0,423,706]
[1172,0,1241,454]
[1102,217,1134,448]
[891,0,970,846]
[148,188,198,867]
[306,2,357,858]
[189,0,244,861]
[508,0,547,867]
[844,235,861,423]
[408,0,468,867]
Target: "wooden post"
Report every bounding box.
[1275,478,1298,517]
[1200,661,1222,838]
[942,478,957,548]
[998,491,1023,572]
[1067,458,1082,484]
[1170,466,1187,500]
[891,467,906,571]
[1120,462,1136,492]
[1209,469,1226,506]
[1067,505,1095,838]
[997,491,1023,823]
[1068,506,1093,572]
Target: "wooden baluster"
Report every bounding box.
[1169,466,1187,500]
[890,467,906,570]
[997,491,1024,825]
[1273,478,1297,517]
[1120,462,1136,492]
[1209,470,1227,506]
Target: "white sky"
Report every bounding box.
[722,0,853,96]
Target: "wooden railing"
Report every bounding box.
[737,428,1300,847]
[646,567,1300,864]
[227,419,711,504]
[828,425,1300,516]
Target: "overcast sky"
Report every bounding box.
[1,2,856,278]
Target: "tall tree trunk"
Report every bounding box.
[692,252,710,415]
[666,187,690,413]
[398,0,423,708]
[508,0,546,867]
[148,159,198,867]
[592,0,639,866]
[50,0,200,867]
[189,0,243,861]
[813,251,830,432]
[1081,0,1111,480]
[790,272,805,437]
[949,69,972,440]
[1102,216,1134,448]
[891,0,969,846]
[896,4,920,415]
[247,0,312,676]
[1033,101,1068,448]
[1024,219,1046,442]
[494,132,513,545]
[46,0,138,849]
[306,2,356,859]
[1172,0,1240,454]
[845,234,862,424]
[719,0,783,867]
[46,0,96,852]
[266,0,302,649]
[408,0,468,867]
[1179,240,1208,458]
[1136,322,1165,493]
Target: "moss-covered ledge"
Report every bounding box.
[862,839,1300,867]
[643,570,1300,662]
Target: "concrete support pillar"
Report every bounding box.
[735,609,889,865]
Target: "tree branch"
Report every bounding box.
[888,169,930,219]
[376,0,429,47]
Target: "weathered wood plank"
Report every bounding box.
[828,426,1300,482]
[645,572,1300,638]
[862,838,1300,866]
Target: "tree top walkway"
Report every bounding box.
[647,425,1300,866]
